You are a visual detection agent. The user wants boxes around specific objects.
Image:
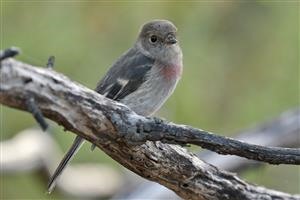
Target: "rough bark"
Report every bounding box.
[119,108,300,199]
[1,58,299,200]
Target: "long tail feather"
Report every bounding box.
[47,135,84,193]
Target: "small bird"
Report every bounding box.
[47,19,183,193]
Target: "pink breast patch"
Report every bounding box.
[162,63,182,80]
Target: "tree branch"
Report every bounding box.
[199,108,300,170]
[119,108,300,199]
[1,57,299,200]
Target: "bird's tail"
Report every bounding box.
[47,135,84,193]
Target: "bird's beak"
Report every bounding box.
[165,34,177,45]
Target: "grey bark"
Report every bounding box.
[118,108,300,199]
[200,108,300,171]
[1,58,299,200]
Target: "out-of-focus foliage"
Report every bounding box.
[1,1,299,199]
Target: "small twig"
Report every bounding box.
[46,56,55,69]
[0,47,20,61]
[26,95,48,131]
[25,55,55,130]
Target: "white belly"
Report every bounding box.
[120,66,179,116]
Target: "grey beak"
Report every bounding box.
[166,34,177,44]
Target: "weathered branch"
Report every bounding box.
[199,108,300,170]
[1,57,299,200]
[127,120,300,165]
[120,108,300,199]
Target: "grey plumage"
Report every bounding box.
[47,19,183,193]
[96,47,154,102]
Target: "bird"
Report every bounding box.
[47,19,183,193]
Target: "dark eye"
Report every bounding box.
[150,35,158,43]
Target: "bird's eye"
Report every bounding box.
[150,35,158,43]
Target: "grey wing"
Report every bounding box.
[95,47,155,101]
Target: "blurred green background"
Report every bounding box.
[1,1,299,199]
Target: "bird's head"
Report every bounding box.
[136,19,182,64]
